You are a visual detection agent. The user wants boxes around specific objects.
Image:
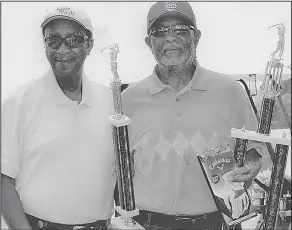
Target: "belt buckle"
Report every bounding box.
[73,226,86,230]
[176,215,197,226]
[73,226,102,230]
[175,214,208,224]
[175,216,189,221]
[175,215,193,222]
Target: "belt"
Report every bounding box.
[26,214,109,230]
[135,210,224,229]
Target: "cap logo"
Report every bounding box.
[164,2,178,12]
[56,6,75,17]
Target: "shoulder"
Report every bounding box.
[202,68,246,98]
[90,80,112,97]
[122,75,153,101]
[86,78,113,111]
[2,75,46,111]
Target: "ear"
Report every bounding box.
[145,36,152,49]
[193,29,201,49]
[85,38,94,55]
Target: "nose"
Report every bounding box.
[164,29,177,43]
[57,42,70,53]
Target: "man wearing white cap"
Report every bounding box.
[122,2,266,229]
[2,6,116,230]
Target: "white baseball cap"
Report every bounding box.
[41,6,93,37]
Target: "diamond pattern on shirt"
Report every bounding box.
[208,131,221,150]
[190,130,207,156]
[135,140,156,176]
[173,131,190,159]
[154,133,172,161]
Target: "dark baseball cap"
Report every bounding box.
[147,2,197,35]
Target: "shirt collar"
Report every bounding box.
[190,60,208,91]
[45,70,95,107]
[148,61,208,95]
[148,67,166,95]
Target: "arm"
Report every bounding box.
[1,94,32,230]
[1,174,32,230]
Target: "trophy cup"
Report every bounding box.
[101,44,144,230]
[231,23,291,230]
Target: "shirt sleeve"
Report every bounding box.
[233,82,268,158]
[1,96,21,178]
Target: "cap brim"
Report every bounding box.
[148,12,195,34]
[41,15,90,33]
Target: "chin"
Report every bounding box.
[161,60,185,67]
[54,69,75,77]
[53,63,81,77]
[159,55,186,66]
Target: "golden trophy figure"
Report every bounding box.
[101,44,144,230]
[231,23,291,230]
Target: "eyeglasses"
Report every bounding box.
[149,25,196,38]
[44,35,88,49]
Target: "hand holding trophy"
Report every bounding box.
[101,44,144,230]
[231,23,291,230]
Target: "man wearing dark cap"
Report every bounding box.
[122,2,266,229]
[2,6,116,230]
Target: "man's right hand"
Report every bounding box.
[1,174,33,230]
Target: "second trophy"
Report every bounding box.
[102,44,144,230]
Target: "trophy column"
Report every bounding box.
[102,44,144,230]
[231,24,291,230]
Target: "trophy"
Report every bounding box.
[231,23,291,230]
[101,44,144,230]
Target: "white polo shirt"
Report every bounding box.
[1,71,116,224]
[122,62,266,216]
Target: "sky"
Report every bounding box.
[1,2,291,100]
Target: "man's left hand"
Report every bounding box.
[228,148,263,183]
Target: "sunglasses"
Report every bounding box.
[149,25,196,38]
[44,35,88,49]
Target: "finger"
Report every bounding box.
[232,166,251,175]
[231,173,252,182]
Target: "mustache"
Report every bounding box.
[53,53,78,62]
[162,44,185,53]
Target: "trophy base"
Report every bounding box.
[231,129,291,146]
[111,216,145,230]
[279,210,291,220]
[109,115,131,127]
[116,206,139,218]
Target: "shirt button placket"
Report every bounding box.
[175,96,181,120]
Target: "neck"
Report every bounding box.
[156,62,196,92]
[55,70,83,103]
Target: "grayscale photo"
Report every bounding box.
[1,2,291,230]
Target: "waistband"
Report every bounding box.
[134,210,225,229]
[26,214,110,230]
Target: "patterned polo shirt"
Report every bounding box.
[122,61,266,215]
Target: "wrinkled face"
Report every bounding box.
[148,16,200,68]
[44,19,93,78]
